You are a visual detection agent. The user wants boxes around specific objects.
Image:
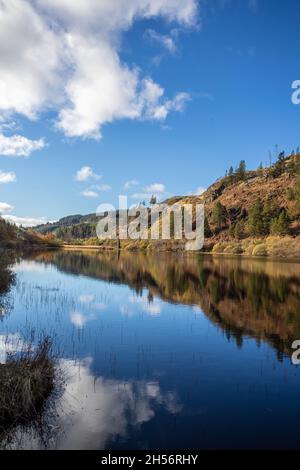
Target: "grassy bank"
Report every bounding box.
[0,337,55,441]
[60,235,300,258]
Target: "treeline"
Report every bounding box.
[56,223,97,241]
[0,218,17,245]
[205,151,300,239]
[206,198,292,239]
[224,160,247,185]
[223,149,300,188]
[0,217,60,248]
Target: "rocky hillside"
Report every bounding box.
[33,151,300,256]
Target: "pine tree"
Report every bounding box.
[234,220,244,239]
[236,160,246,181]
[212,202,227,229]
[247,199,264,236]
[204,216,211,238]
[262,199,280,234]
[270,211,289,235]
[228,166,234,185]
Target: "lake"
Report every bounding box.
[0,250,300,449]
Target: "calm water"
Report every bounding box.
[0,250,300,449]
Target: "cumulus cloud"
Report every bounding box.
[0,134,45,157]
[2,215,55,227]
[75,166,101,182]
[70,312,87,328]
[129,294,163,316]
[0,202,13,214]
[145,183,166,193]
[50,358,182,449]
[144,28,178,53]
[0,170,16,184]
[81,189,98,198]
[70,311,96,329]
[124,179,139,190]
[0,0,197,140]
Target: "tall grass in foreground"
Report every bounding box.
[0,336,56,442]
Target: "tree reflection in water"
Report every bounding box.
[26,250,300,358]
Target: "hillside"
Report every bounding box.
[0,218,60,250]
[34,151,300,257]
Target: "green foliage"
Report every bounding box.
[234,220,245,240]
[247,199,265,236]
[212,202,227,229]
[269,151,286,178]
[270,210,290,236]
[204,216,212,238]
[0,218,17,244]
[262,199,280,233]
[57,223,96,241]
[247,199,288,237]
[252,243,267,257]
[236,160,246,181]
[286,188,295,201]
[294,163,300,200]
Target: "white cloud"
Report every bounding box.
[75,166,101,182]
[0,202,14,213]
[145,28,177,53]
[136,79,190,121]
[0,170,16,184]
[81,189,98,198]
[0,134,45,157]
[145,183,166,193]
[70,312,87,328]
[129,294,163,316]
[49,358,182,449]
[70,311,96,329]
[2,215,54,227]
[124,179,139,190]
[0,0,197,140]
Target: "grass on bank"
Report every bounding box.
[0,336,55,439]
[211,236,300,258]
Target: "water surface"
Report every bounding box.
[0,250,300,449]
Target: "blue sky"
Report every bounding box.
[0,0,300,225]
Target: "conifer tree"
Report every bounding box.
[236,160,246,181]
[247,199,264,236]
[234,220,244,239]
[270,211,289,235]
[204,216,211,238]
[212,202,227,229]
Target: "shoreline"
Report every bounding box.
[60,243,300,262]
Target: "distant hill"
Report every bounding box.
[33,151,300,256]
[35,214,98,234]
